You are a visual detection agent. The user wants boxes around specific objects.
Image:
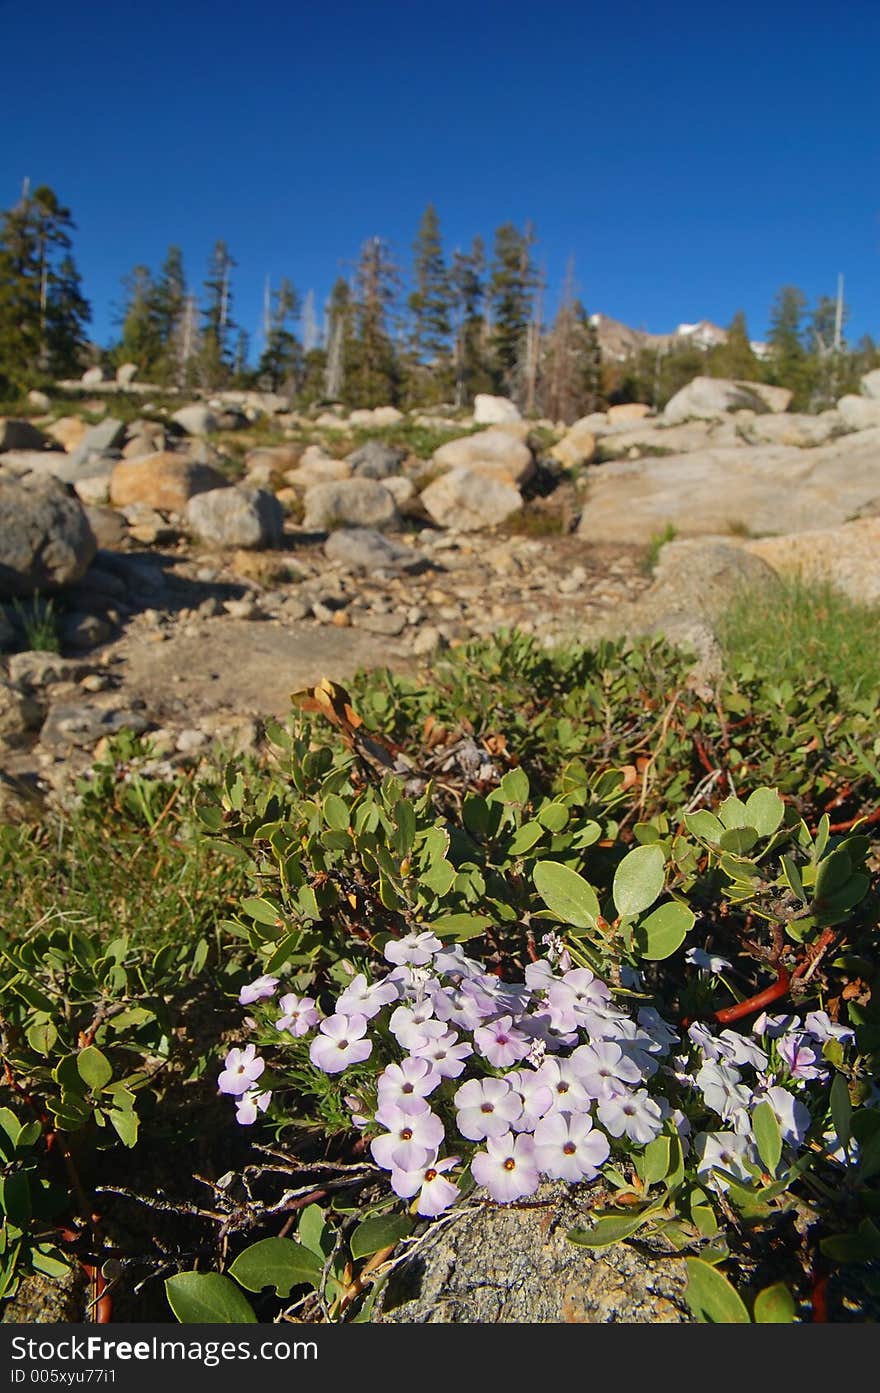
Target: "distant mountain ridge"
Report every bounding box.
[589,312,767,361]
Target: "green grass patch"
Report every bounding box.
[717,575,880,697]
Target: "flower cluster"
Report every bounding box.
[219,936,864,1217]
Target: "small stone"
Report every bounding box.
[175,728,209,753]
[79,673,109,693]
[330,609,352,627]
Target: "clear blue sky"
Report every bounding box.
[3,0,878,353]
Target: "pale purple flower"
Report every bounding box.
[611,1020,661,1077]
[535,1057,593,1112]
[308,1013,372,1074]
[455,1076,523,1140]
[804,1011,855,1046]
[760,1086,812,1146]
[822,1128,858,1166]
[275,993,321,1037]
[377,1056,440,1115]
[597,1088,665,1145]
[384,931,443,966]
[715,1029,768,1072]
[371,1104,444,1172]
[235,1088,271,1125]
[572,1040,641,1100]
[525,959,557,993]
[752,1012,798,1039]
[390,1155,460,1215]
[685,947,732,975]
[410,1027,473,1079]
[218,1044,266,1097]
[562,966,612,1018]
[543,981,580,1034]
[473,1013,531,1068]
[471,1131,540,1202]
[433,980,499,1031]
[777,1032,825,1082]
[637,1008,680,1054]
[695,1131,757,1192]
[534,1110,610,1182]
[506,1069,555,1131]
[697,1062,753,1123]
[687,1021,725,1061]
[238,975,279,1006]
[540,930,572,971]
[389,999,437,1047]
[336,973,399,1020]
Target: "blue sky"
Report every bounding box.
[3,0,878,353]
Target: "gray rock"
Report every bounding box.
[68,417,126,466]
[744,517,880,605]
[355,610,407,636]
[433,428,534,484]
[473,393,521,425]
[93,551,166,598]
[324,527,413,571]
[577,430,880,544]
[7,652,95,688]
[116,362,138,386]
[39,701,149,751]
[347,439,407,479]
[27,390,51,413]
[0,475,97,598]
[0,680,45,748]
[185,486,284,549]
[861,368,880,401]
[836,395,880,431]
[663,376,778,423]
[80,366,105,387]
[381,1190,688,1323]
[420,468,523,531]
[83,506,129,550]
[58,612,113,650]
[0,419,51,452]
[171,404,218,436]
[302,479,400,531]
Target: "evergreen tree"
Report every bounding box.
[766,285,809,404]
[540,265,603,423]
[406,204,452,401]
[450,236,490,407]
[707,310,760,381]
[199,240,236,387]
[348,237,401,407]
[257,278,302,391]
[115,265,161,373]
[324,278,354,400]
[488,222,538,399]
[151,246,187,383]
[0,183,89,391]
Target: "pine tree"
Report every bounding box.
[115,265,161,373]
[324,278,354,400]
[349,237,401,407]
[407,205,452,401]
[257,278,302,391]
[766,285,809,404]
[450,236,490,407]
[540,263,602,423]
[199,240,236,387]
[151,246,187,383]
[707,310,760,381]
[0,183,90,391]
[488,222,538,399]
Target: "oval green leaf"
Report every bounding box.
[165,1272,257,1324]
[612,844,666,919]
[350,1213,412,1261]
[533,861,599,930]
[228,1238,322,1297]
[684,1258,750,1323]
[744,788,785,838]
[751,1101,782,1175]
[76,1046,113,1092]
[567,1211,653,1247]
[633,901,694,961]
[753,1282,796,1323]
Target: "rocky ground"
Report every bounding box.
[2,371,879,817]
